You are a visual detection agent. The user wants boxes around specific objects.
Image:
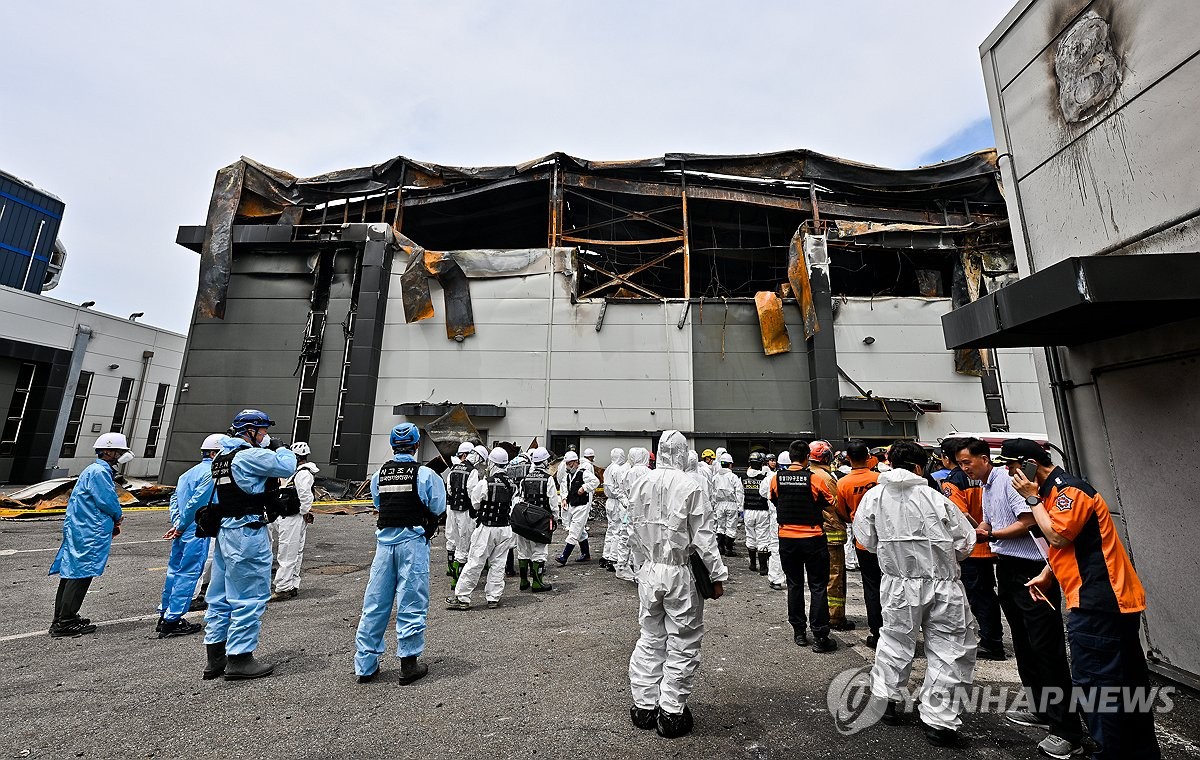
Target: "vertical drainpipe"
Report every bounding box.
[124,350,155,471]
[44,324,93,477]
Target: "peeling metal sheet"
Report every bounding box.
[197,161,245,319]
[754,291,791,355]
[400,249,435,324]
[426,248,561,278]
[787,231,819,339]
[423,404,484,460]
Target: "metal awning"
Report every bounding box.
[942,253,1200,349]
[393,402,506,418]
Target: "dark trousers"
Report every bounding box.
[855,547,883,637]
[779,536,830,638]
[1067,609,1161,760]
[961,556,1004,653]
[995,555,1083,742]
[52,577,94,624]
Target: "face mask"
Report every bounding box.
[117,451,134,465]
[259,434,272,449]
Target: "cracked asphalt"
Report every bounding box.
[2,511,1197,759]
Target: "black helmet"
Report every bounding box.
[748,451,766,466]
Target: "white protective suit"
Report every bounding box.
[710,464,743,541]
[270,461,318,592]
[602,448,630,564]
[852,467,979,731]
[759,456,789,586]
[615,448,652,581]
[742,467,773,552]
[446,456,483,564]
[453,463,518,604]
[627,431,729,717]
[687,451,714,519]
[556,460,599,548]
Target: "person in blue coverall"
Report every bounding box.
[355,423,446,685]
[170,409,296,681]
[155,434,223,638]
[48,432,133,638]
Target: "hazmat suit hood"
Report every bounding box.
[878,467,928,490]
[656,430,688,471]
[686,451,699,473]
[628,447,650,468]
[610,448,626,466]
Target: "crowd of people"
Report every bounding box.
[45,413,1160,754]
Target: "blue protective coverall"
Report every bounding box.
[354,453,447,677]
[158,457,214,622]
[177,436,296,655]
[49,459,123,579]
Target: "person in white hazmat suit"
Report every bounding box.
[555,451,599,564]
[444,444,482,585]
[614,447,652,581]
[600,448,629,571]
[742,452,773,573]
[627,430,728,739]
[447,447,518,610]
[514,447,558,592]
[851,440,978,747]
[269,441,318,601]
[759,451,790,589]
[711,453,743,557]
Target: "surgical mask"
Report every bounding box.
[117,451,134,465]
[259,434,272,449]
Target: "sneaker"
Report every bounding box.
[49,621,97,638]
[486,600,500,609]
[158,618,203,638]
[812,636,838,653]
[769,582,786,591]
[1037,734,1084,759]
[445,596,471,611]
[978,646,1007,661]
[1005,708,1050,731]
[188,597,208,612]
[269,589,298,603]
[356,669,379,684]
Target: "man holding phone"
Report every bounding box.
[956,438,1083,759]
[1002,439,1159,759]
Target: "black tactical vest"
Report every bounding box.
[211,449,275,519]
[477,473,515,527]
[743,473,768,510]
[506,458,530,484]
[521,469,552,509]
[377,460,426,529]
[446,462,474,512]
[775,468,823,528]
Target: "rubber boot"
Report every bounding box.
[450,559,463,587]
[224,652,275,681]
[446,550,455,578]
[717,535,728,556]
[749,550,759,572]
[505,548,517,577]
[398,655,428,685]
[555,544,574,566]
[758,551,770,576]
[203,641,227,680]
[725,536,738,557]
[519,559,531,591]
[531,561,553,592]
[576,539,591,562]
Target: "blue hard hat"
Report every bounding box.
[230,409,275,431]
[391,423,420,449]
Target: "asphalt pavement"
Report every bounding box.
[2,512,1197,759]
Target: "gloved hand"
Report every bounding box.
[303,513,315,524]
[267,438,288,452]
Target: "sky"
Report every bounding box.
[4,1,1013,334]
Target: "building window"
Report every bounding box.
[1,362,37,456]
[142,384,170,458]
[59,370,94,458]
[110,377,135,434]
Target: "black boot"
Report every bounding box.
[555,544,574,566]
[576,539,591,562]
[203,641,227,680]
[158,617,203,639]
[519,559,531,591]
[399,655,428,685]
[725,536,738,557]
[224,652,274,681]
[531,561,553,592]
[630,705,658,730]
[447,549,455,577]
[758,551,770,576]
[656,705,694,738]
[749,550,759,572]
[505,548,517,577]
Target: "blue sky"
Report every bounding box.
[917,117,997,165]
[5,1,1014,333]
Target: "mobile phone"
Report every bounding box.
[1020,460,1038,482]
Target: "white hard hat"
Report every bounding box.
[201,434,224,452]
[583,448,595,458]
[716,447,727,456]
[457,441,475,454]
[291,441,311,457]
[778,451,792,466]
[488,446,510,465]
[94,432,130,451]
[473,444,489,460]
[531,447,551,464]
[719,452,733,464]
[563,451,579,463]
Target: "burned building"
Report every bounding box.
[165,148,1041,482]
